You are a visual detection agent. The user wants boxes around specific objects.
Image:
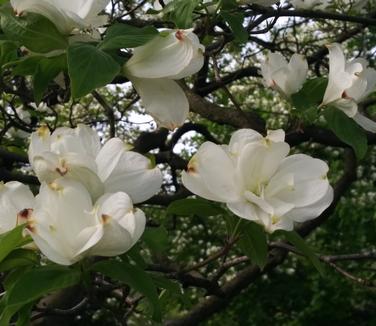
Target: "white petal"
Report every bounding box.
[90,192,145,256]
[333,98,358,117]
[97,138,162,203]
[188,142,240,202]
[29,179,101,265]
[287,186,334,223]
[129,76,189,129]
[11,0,84,34]
[266,129,285,143]
[228,129,263,155]
[353,112,376,133]
[226,201,259,221]
[28,126,51,164]
[236,141,290,192]
[125,30,197,79]
[322,44,354,105]
[96,138,125,181]
[285,54,308,95]
[0,182,35,233]
[267,154,330,207]
[181,170,225,202]
[50,125,100,159]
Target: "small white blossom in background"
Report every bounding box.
[28,124,163,202]
[182,129,333,233]
[0,181,35,234]
[321,43,376,132]
[123,29,205,129]
[238,0,279,5]
[290,0,329,9]
[25,178,145,265]
[260,52,308,97]
[7,106,31,139]
[10,0,110,35]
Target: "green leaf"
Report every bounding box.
[5,265,81,307]
[220,11,248,43]
[33,54,66,103]
[92,260,162,322]
[0,40,18,69]
[238,221,268,269]
[163,0,199,28]
[11,56,43,76]
[291,77,328,111]
[167,198,226,218]
[67,43,121,98]
[278,230,325,275]
[126,244,147,269]
[0,10,68,53]
[100,24,158,51]
[0,225,31,264]
[151,274,182,296]
[0,265,81,324]
[142,226,169,253]
[324,107,368,159]
[0,249,39,272]
[15,303,33,326]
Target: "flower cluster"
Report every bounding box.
[260,43,376,132]
[9,1,205,130]
[0,125,162,265]
[182,129,333,233]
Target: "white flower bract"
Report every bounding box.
[124,29,205,129]
[322,43,376,132]
[260,52,308,97]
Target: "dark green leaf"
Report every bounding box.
[33,54,66,103]
[163,0,199,28]
[324,107,368,159]
[151,274,182,296]
[6,265,81,307]
[0,249,39,272]
[15,302,33,326]
[278,230,325,275]
[100,24,158,51]
[0,225,31,263]
[126,244,147,269]
[220,12,248,43]
[67,43,121,98]
[167,198,226,218]
[11,56,43,76]
[0,10,68,53]
[92,260,161,322]
[239,221,268,269]
[142,226,169,253]
[291,77,328,111]
[0,40,17,69]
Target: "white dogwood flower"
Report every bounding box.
[260,52,308,97]
[321,43,376,132]
[182,129,333,233]
[10,0,110,34]
[124,29,205,129]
